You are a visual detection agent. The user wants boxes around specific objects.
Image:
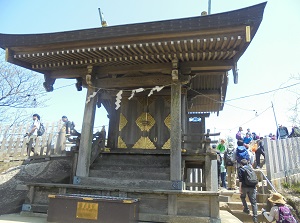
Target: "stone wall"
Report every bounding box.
[0,158,71,214]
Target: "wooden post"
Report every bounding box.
[76,87,97,177]
[181,89,187,151]
[56,129,66,154]
[170,60,182,188]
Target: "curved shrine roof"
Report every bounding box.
[0,2,266,113]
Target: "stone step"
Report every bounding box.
[90,164,170,172]
[89,169,170,180]
[93,154,170,167]
[23,182,220,223]
[229,192,269,203]
[230,210,265,223]
[219,210,242,223]
[219,190,269,203]
[76,176,174,190]
[225,201,267,210]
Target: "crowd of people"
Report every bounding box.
[213,126,299,223]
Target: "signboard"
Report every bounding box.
[76,202,98,220]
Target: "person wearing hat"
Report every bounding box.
[224,142,237,190]
[262,192,297,222]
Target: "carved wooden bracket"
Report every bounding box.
[171,59,179,81]
[43,75,56,92]
[86,65,94,87]
[75,77,83,91]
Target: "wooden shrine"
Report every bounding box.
[0,2,266,222]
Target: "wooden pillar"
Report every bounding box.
[181,89,187,148]
[76,87,97,177]
[170,60,182,188]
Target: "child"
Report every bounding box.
[220,153,227,189]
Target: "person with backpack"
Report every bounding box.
[238,159,258,223]
[262,192,298,223]
[236,140,250,165]
[25,114,41,138]
[224,142,237,190]
[61,116,76,135]
[288,126,300,138]
[24,114,42,156]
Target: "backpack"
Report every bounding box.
[242,166,258,187]
[278,205,298,223]
[70,121,75,130]
[224,149,235,166]
[236,132,242,140]
[37,123,45,136]
[236,146,250,163]
[292,127,300,137]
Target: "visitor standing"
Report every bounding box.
[236,127,245,141]
[220,153,227,189]
[61,116,75,135]
[238,159,258,223]
[216,139,226,153]
[255,137,265,169]
[25,114,41,138]
[277,124,289,139]
[224,142,236,190]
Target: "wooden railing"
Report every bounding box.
[0,121,64,161]
[0,121,107,162]
[264,137,300,186]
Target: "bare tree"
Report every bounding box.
[0,50,47,125]
[288,74,300,126]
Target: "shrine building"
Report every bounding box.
[0,2,266,222]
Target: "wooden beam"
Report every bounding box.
[50,68,86,78]
[192,71,227,76]
[95,63,172,75]
[95,75,172,89]
[180,60,234,71]
[188,89,220,98]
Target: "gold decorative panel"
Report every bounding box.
[162,138,171,150]
[136,112,155,132]
[133,136,155,149]
[163,96,171,105]
[118,136,127,149]
[119,113,128,131]
[164,114,171,130]
[136,97,156,106]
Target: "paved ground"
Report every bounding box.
[0,213,47,223]
[0,211,241,223]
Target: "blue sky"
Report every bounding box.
[1,0,300,137]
